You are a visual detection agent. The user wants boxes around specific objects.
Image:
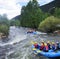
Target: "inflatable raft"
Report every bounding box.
[27,31,37,34]
[32,45,60,58]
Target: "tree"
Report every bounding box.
[10,19,20,26]
[0,14,9,36]
[0,14,9,25]
[53,8,60,18]
[15,20,20,26]
[38,16,60,33]
[10,20,16,26]
[20,0,47,28]
[55,0,60,7]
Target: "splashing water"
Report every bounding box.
[0,26,60,59]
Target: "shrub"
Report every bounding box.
[38,16,60,33]
[0,25,9,36]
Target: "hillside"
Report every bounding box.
[40,1,55,12]
[12,0,60,20]
[12,15,20,20]
[40,0,60,12]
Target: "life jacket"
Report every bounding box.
[52,44,56,50]
[56,43,60,49]
[40,45,45,50]
[46,46,48,50]
[47,43,51,50]
[34,43,38,48]
[43,46,48,52]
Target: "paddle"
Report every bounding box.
[32,48,36,50]
[31,41,35,44]
[32,48,41,54]
[31,41,38,44]
[36,50,41,53]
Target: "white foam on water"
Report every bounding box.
[9,34,27,45]
[0,26,27,46]
[0,35,27,46]
[36,31,47,35]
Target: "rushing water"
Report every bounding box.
[0,26,60,59]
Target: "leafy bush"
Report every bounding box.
[38,16,60,33]
[0,25,9,36]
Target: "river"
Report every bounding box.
[0,26,60,59]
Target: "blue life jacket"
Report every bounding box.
[47,43,51,50]
[52,44,56,50]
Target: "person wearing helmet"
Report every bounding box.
[47,41,51,50]
[43,43,49,52]
[51,42,56,50]
[34,42,40,49]
[56,42,60,50]
[40,42,45,50]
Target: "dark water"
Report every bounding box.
[0,26,60,59]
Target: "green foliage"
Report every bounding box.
[38,16,60,33]
[0,14,9,25]
[0,25,9,36]
[15,20,20,26]
[10,19,20,26]
[0,14,9,36]
[20,0,49,28]
[9,20,15,26]
[55,0,60,7]
[53,8,60,18]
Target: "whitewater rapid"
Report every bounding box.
[0,26,27,46]
[0,26,60,59]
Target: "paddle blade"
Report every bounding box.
[32,48,36,50]
[37,50,41,53]
[31,41,35,44]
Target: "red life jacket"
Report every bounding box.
[40,45,45,50]
[45,46,48,50]
[34,43,38,48]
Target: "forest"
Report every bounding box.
[20,0,60,33]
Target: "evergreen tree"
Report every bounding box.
[55,0,60,7]
[20,0,46,28]
[54,8,60,18]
